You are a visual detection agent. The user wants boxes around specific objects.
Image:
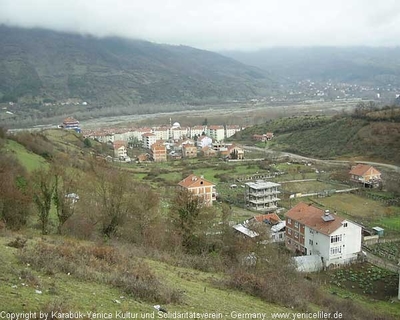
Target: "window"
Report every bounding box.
[288,229,292,235]
[294,221,299,229]
[309,229,314,234]
[294,232,299,239]
[309,239,313,245]
[288,218,292,224]
[330,234,342,243]
[330,246,342,255]
[343,222,348,228]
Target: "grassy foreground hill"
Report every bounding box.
[1,129,399,319]
[236,108,400,164]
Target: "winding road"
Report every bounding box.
[243,145,400,172]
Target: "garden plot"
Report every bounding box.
[324,263,398,300]
[368,241,400,264]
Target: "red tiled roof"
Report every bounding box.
[349,164,380,177]
[285,202,345,235]
[113,140,127,149]
[178,174,215,189]
[208,125,224,130]
[63,117,78,123]
[254,213,281,224]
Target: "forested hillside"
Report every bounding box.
[236,105,400,164]
[0,25,275,107]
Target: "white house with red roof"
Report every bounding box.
[349,164,381,187]
[178,174,216,206]
[285,202,362,268]
[113,140,128,158]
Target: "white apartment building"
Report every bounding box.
[285,202,362,268]
[207,125,225,142]
[245,180,281,212]
[142,132,157,149]
[152,126,170,140]
[225,125,241,139]
[190,126,206,138]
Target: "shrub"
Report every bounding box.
[18,240,182,304]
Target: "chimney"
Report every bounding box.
[324,210,330,216]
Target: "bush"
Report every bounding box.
[18,240,182,304]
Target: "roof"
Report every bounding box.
[63,117,79,123]
[285,202,346,236]
[178,174,215,189]
[253,213,281,224]
[293,255,323,272]
[372,226,384,232]
[233,224,258,238]
[208,125,224,130]
[271,221,286,233]
[113,140,127,149]
[182,143,196,149]
[142,132,156,137]
[245,180,281,190]
[349,164,380,176]
[151,143,166,150]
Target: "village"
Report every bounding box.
[58,116,400,301]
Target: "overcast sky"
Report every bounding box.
[1,0,400,51]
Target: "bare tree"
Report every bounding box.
[51,158,79,234]
[31,167,55,235]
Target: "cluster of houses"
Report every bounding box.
[83,122,245,144]
[81,121,247,162]
[179,169,386,272]
[180,173,363,271]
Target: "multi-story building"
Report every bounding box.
[190,126,206,138]
[113,140,127,158]
[61,117,81,133]
[133,128,152,141]
[142,132,157,149]
[245,180,281,212]
[207,125,225,142]
[178,174,216,207]
[152,126,170,141]
[151,142,167,162]
[285,202,362,268]
[225,125,241,139]
[182,143,197,158]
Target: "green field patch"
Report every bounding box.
[5,140,47,171]
[280,180,350,195]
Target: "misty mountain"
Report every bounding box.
[221,47,400,86]
[0,25,276,106]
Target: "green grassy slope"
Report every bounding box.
[236,115,400,164]
[4,139,47,171]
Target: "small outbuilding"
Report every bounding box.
[372,226,385,237]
